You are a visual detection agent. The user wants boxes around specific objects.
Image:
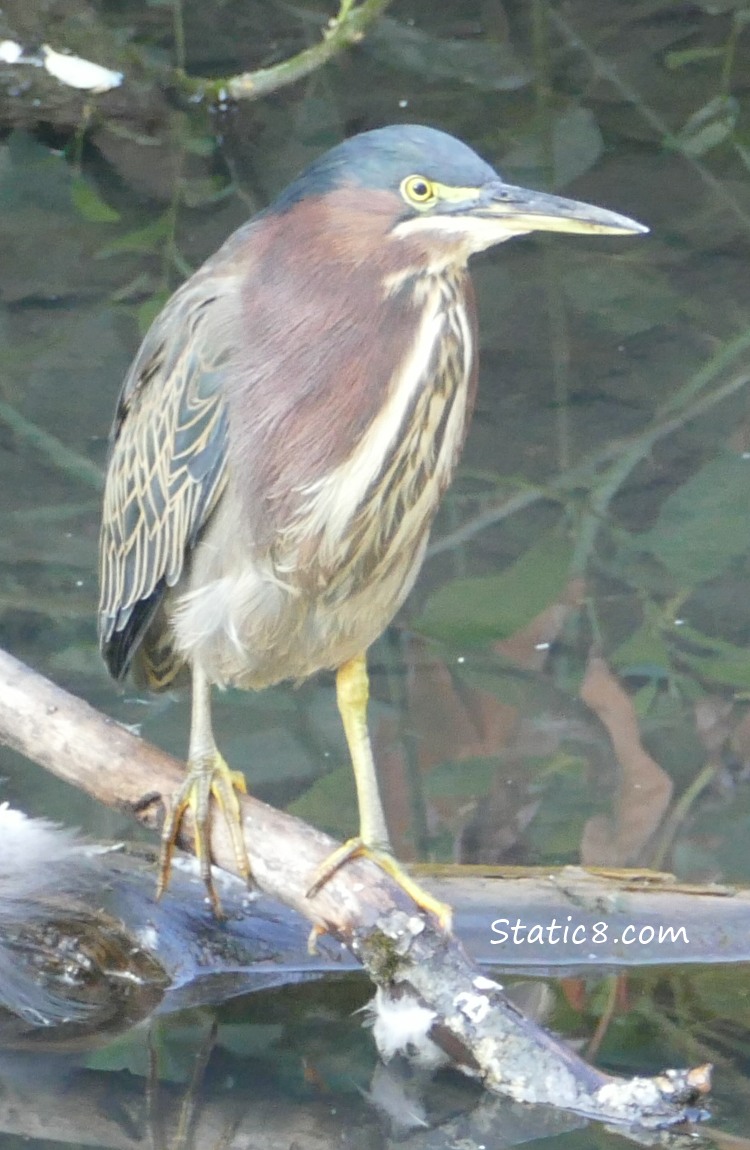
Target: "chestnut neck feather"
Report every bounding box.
[223,187,476,541]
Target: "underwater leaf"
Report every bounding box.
[71,176,120,223]
[179,176,233,208]
[415,533,574,646]
[679,649,750,690]
[696,0,750,13]
[137,290,171,334]
[501,108,603,189]
[665,46,724,68]
[422,756,499,800]
[551,107,604,187]
[183,134,217,157]
[288,765,357,838]
[638,451,750,586]
[111,271,160,303]
[367,17,530,90]
[96,213,170,257]
[673,95,739,157]
[735,141,750,173]
[561,258,680,335]
[612,626,672,676]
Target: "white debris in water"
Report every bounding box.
[363,986,448,1069]
[0,40,23,64]
[41,45,123,92]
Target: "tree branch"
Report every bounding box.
[176,0,394,103]
[0,645,710,1128]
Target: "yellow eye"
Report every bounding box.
[401,175,436,206]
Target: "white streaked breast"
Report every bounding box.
[280,269,472,578]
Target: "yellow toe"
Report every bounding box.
[307,838,452,931]
[157,752,251,915]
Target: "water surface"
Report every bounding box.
[1,0,749,1144]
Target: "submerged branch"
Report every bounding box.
[0,400,103,492]
[430,365,749,559]
[549,7,750,235]
[0,645,710,1128]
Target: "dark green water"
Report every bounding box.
[1,0,750,1144]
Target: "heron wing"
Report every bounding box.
[98,275,235,680]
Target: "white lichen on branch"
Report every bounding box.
[0,645,712,1129]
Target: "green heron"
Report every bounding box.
[98,124,646,920]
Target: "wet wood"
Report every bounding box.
[0,645,710,1128]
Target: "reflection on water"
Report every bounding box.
[1,0,750,1143]
[0,965,744,1148]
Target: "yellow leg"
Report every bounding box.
[307,652,452,930]
[157,665,251,915]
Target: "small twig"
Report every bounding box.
[0,399,103,491]
[650,761,722,872]
[549,8,750,235]
[172,0,187,74]
[0,590,92,620]
[571,360,750,572]
[170,1019,218,1150]
[430,366,749,560]
[176,0,393,103]
[532,1,573,472]
[586,974,623,1061]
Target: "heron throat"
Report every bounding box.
[286,263,477,604]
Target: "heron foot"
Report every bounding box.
[306,838,452,931]
[157,751,251,916]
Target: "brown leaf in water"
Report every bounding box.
[375,583,585,858]
[580,655,673,866]
[493,578,586,671]
[560,977,588,1013]
[406,577,586,770]
[405,636,522,768]
[376,636,523,858]
[374,711,421,853]
[709,1129,750,1150]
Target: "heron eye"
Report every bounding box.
[401,175,436,206]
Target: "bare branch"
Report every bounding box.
[0,645,710,1128]
[176,0,394,103]
[0,400,103,491]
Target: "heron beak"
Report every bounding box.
[474,180,648,237]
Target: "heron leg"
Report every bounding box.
[157,665,251,914]
[307,652,452,930]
